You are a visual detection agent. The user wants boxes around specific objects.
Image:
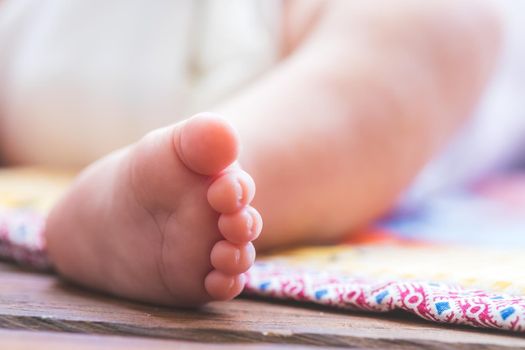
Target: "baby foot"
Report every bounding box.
[45,113,262,306]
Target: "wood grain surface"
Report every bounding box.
[0,329,331,350]
[0,262,523,349]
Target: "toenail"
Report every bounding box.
[237,273,246,289]
[221,275,235,292]
[234,179,244,206]
[244,209,258,238]
[233,247,241,265]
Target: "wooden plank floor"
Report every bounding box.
[0,329,335,350]
[0,262,523,349]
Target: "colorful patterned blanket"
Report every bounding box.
[1,168,525,332]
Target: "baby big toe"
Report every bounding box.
[178,113,240,176]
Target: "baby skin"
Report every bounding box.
[44,0,501,306]
[46,115,262,306]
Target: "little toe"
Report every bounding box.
[208,170,255,214]
[204,270,246,301]
[218,207,262,244]
[210,240,255,275]
[177,113,240,176]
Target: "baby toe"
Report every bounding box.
[207,170,255,214]
[218,207,262,244]
[178,113,240,176]
[210,240,255,275]
[204,270,246,301]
